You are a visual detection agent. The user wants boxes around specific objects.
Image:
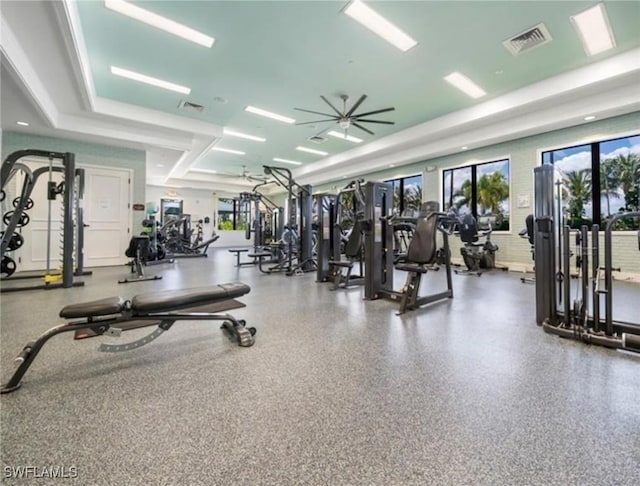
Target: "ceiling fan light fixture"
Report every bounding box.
[339,119,351,129]
[110,66,191,94]
[245,105,295,124]
[327,130,363,143]
[344,0,418,53]
[104,0,214,48]
[444,72,486,99]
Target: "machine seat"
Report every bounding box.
[395,263,429,274]
[331,261,354,268]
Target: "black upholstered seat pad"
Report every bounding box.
[395,263,429,274]
[131,282,250,314]
[60,297,126,319]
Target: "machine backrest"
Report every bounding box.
[344,220,364,258]
[525,214,534,245]
[406,213,438,264]
[458,213,479,244]
[125,236,149,258]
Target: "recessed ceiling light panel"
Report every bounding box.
[211,147,246,155]
[327,131,363,143]
[111,66,190,94]
[273,157,303,166]
[343,0,417,52]
[296,146,328,156]
[223,128,266,142]
[105,0,214,47]
[571,3,616,56]
[584,115,596,121]
[444,72,486,99]
[16,121,29,126]
[245,106,295,124]
[190,168,218,174]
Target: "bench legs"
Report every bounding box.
[1,312,256,394]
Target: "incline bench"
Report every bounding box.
[1,282,256,393]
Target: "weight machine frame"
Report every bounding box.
[1,150,86,292]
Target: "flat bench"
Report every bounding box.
[227,248,254,267]
[1,282,256,394]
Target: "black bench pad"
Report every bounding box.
[131,282,250,314]
[395,264,429,274]
[60,297,126,319]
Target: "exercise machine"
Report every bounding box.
[452,212,500,276]
[533,164,640,353]
[1,150,87,292]
[327,180,367,289]
[1,282,256,393]
[519,214,535,283]
[364,193,454,315]
[314,192,337,282]
[119,235,162,284]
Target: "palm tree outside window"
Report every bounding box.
[543,134,639,230]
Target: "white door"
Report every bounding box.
[12,161,131,271]
[83,167,131,267]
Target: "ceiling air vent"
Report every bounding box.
[178,100,205,113]
[503,23,552,56]
[308,135,328,144]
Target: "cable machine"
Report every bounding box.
[260,165,315,276]
[533,164,640,352]
[1,150,86,292]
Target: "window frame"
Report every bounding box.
[441,156,512,232]
[384,173,423,215]
[540,131,640,229]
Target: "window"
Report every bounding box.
[542,134,639,230]
[443,160,510,230]
[217,197,248,231]
[385,174,423,215]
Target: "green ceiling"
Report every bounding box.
[76,1,640,176]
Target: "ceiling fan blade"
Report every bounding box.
[353,107,395,117]
[320,95,344,117]
[296,119,339,125]
[352,122,375,136]
[345,94,367,118]
[354,119,395,125]
[294,107,337,118]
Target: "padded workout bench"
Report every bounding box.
[1,283,256,393]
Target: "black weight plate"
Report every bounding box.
[3,211,31,227]
[12,197,34,210]
[1,256,16,278]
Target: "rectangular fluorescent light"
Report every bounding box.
[245,106,295,124]
[327,130,363,143]
[571,3,616,56]
[190,168,218,174]
[223,128,266,142]
[16,121,29,126]
[110,66,190,94]
[273,157,303,166]
[343,0,417,53]
[105,0,214,48]
[211,147,245,155]
[296,146,328,156]
[444,72,486,99]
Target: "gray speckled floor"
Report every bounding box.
[1,250,639,486]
